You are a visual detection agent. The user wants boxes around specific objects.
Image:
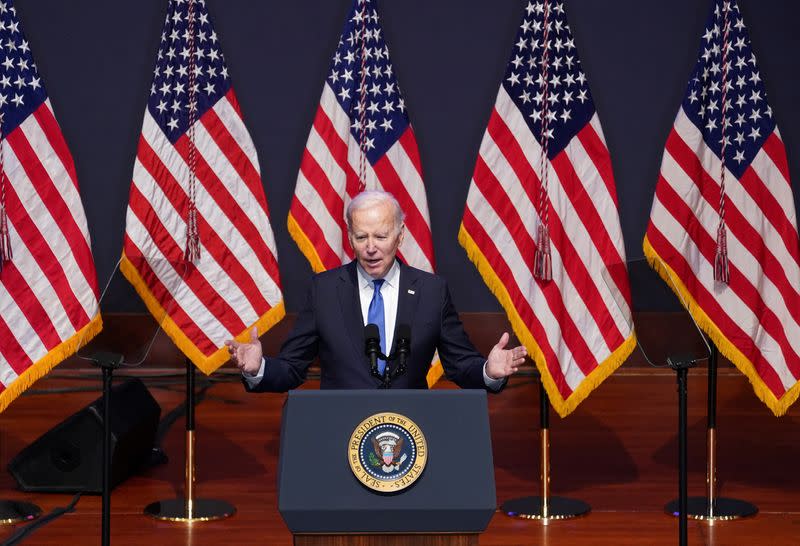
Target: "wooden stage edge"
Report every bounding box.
[0,313,798,545]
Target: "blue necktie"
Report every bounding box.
[367,279,386,375]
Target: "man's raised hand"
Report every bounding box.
[225,327,263,376]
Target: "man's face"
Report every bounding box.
[348,200,405,279]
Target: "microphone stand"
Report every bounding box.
[378,353,407,389]
[88,351,124,546]
[369,350,391,388]
[366,325,409,389]
[664,343,757,521]
[389,354,407,385]
[666,354,697,546]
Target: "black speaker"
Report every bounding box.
[8,377,161,494]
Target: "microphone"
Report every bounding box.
[393,323,411,380]
[364,323,381,377]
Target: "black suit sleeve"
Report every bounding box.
[245,280,320,393]
[435,279,503,391]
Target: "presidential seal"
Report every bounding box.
[348,412,428,493]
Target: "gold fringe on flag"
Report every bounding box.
[0,314,103,414]
[287,213,327,274]
[643,236,800,416]
[120,252,285,375]
[460,224,635,417]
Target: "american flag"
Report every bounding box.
[121,0,284,375]
[288,0,441,384]
[459,0,634,417]
[645,0,800,416]
[0,0,101,412]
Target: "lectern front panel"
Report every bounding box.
[277,390,496,534]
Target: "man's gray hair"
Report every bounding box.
[345,190,405,232]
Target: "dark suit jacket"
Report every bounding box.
[246,261,495,391]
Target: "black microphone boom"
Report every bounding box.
[364,323,381,378]
[392,323,411,381]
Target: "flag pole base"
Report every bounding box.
[0,500,41,525]
[501,496,590,521]
[143,498,235,522]
[665,497,757,521]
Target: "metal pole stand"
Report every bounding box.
[500,381,590,523]
[667,354,697,546]
[144,360,235,522]
[87,351,124,546]
[665,345,757,521]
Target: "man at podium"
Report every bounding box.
[226,190,526,391]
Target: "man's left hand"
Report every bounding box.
[485,332,528,380]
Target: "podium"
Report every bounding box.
[278,390,497,546]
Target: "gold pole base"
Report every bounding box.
[665,497,757,521]
[0,500,41,525]
[501,496,590,520]
[143,498,235,522]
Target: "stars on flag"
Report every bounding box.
[683,1,774,176]
[148,0,230,143]
[325,0,408,163]
[0,0,45,134]
[502,1,594,158]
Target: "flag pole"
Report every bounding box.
[500,379,590,522]
[144,358,235,522]
[664,343,757,520]
[144,0,233,521]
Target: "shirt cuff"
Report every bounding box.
[243,357,266,388]
[482,361,504,391]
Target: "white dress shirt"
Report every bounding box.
[356,260,399,355]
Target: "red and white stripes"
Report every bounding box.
[0,100,101,412]
[646,108,800,413]
[460,86,634,417]
[122,90,284,374]
[289,83,434,275]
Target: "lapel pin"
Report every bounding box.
[407,289,415,295]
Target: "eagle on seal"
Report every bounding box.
[372,436,404,466]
